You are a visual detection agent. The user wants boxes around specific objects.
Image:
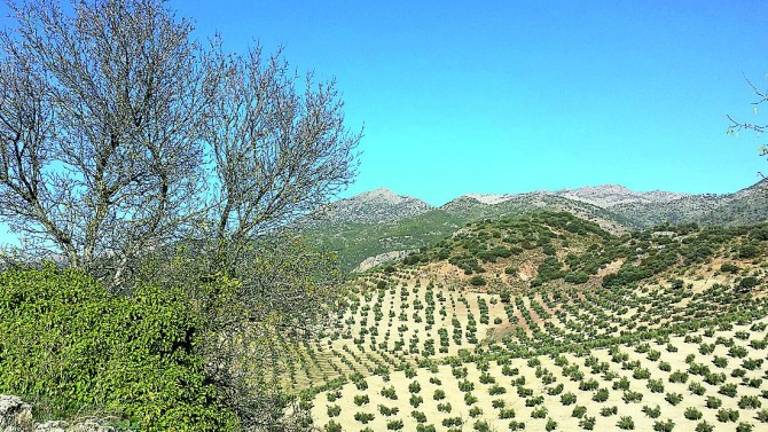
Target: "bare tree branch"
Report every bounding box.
[0,0,217,285]
[204,45,361,267]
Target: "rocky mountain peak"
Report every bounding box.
[356,188,409,204]
[557,184,687,207]
[313,188,431,225]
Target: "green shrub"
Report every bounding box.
[738,243,759,259]
[572,405,587,418]
[564,271,589,284]
[469,275,487,286]
[354,412,375,424]
[579,415,595,430]
[706,396,722,409]
[561,392,577,405]
[684,407,702,420]
[653,419,675,432]
[643,405,661,419]
[665,392,683,406]
[617,416,635,430]
[326,405,341,417]
[738,276,759,291]
[324,420,342,432]
[0,267,237,431]
[499,408,515,419]
[716,408,740,423]
[545,418,557,431]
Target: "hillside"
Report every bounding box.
[612,179,768,228]
[270,212,768,432]
[305,181,768,271]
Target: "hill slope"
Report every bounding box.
[305,180,768,270]
[268,212,768,432]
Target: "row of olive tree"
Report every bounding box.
[0,0,360,288]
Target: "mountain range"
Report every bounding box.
[303,179,768,270]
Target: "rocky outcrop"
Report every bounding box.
[0,396,33,431]
[309,188,432,225]
[556,184,687,207]
[354,250,414,272]
[0,396,113,432]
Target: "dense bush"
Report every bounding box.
[564,271,589,284]
[0,266,238,431]
[469,275,487,286]
[737,276,759,292]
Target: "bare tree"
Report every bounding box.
[0,0,361,287]
[205,46,361,268]
[0,0,216,286]
[728,76,768,178]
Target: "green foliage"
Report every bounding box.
[469,275,487,286]
[564,271,589,284]
[738,276,759,291]
[738,243,759,259]
[0,266,238,431]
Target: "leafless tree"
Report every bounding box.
[727,75,768,178]
[0,0,361,287]
[0,0,215,287]
[205,46,361,269]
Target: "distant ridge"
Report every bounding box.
[555,184,688,207]
[449,184,688,208]
[310,188,431,225]
[304,179,768,270]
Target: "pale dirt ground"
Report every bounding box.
[268,257,768,425]
[312,318,768,431]
[298,243,768,428]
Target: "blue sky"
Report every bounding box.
[167,0,768,205]
[0,1,767,244]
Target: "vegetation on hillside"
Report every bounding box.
[254,211,768,431]
[305,209,464,270]
[307,181,768,271]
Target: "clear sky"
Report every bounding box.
[165,0,768,205]
[0,1,767,244]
